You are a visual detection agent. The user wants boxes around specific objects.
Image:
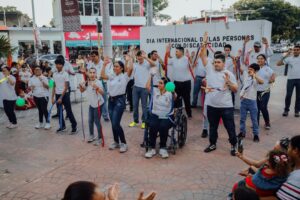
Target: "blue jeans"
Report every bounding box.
[192,76,203,106]
[285,79,300,113]
[101,82,109,119]
[240,98,259,136]
[133,86,148,123]
[108,95,126,144]
[88,105,103,139]
[207,106,237,146]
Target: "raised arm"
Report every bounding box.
[262,37,273,58]
[126,55,134,78]
[200,32,209,67]
[100,57,111,80]
[142,51,156,67]
[242,35,250,65]
[276,52,290,66]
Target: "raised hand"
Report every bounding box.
[262,37,268,45]
[141,50,147,59]
[108,183,120,200]
[244,35,250,44]
[203,31,209,44]
[137,191,156,200]
[185,49,190,58]
[166,43,171,53]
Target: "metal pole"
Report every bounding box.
[3,9,6,26]
[31,0,39,61]
[210,0,212,23]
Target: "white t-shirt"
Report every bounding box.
[86,80,104,108]
[133,60,151,88]
[256,65,274,92]
[1,75,17,101]
[225,57,235,74]
[152,60,163,86]
[169,56,191,82]
[240,73,258,100]
[205,65,237,108]
[107,73,130,97]
[248,47,273,65]
[88,60,103,79]
[194,58,207,77]
[53,71,69,95]
[28,75,49,98]
[151,88,173,119]
[19,70,31,82]
[283,56,300,80]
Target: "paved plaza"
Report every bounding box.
[0,75,299,200]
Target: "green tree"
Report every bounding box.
[0,36,16,58]
[144,0,171,22]
[232,0,300,42]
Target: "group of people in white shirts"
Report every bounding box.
[1,32,299,159]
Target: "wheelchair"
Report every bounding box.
[141,97,188,155]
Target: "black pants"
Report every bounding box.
[126,79,134,110]
[257,91,270,125]
[34,96,49,123]
[148,114,173,149]
[207,106,237,146]
[55,93,77,129]
[3,100,17,124]
[174,80,192,117]
[284,79,300,113]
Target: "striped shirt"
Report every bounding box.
[277,169,300,200]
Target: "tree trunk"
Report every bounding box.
[101,0,112,58]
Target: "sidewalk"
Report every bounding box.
[0,76,298,200]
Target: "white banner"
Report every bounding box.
[141,20,272,58]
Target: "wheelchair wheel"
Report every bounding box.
[178,114,187,148]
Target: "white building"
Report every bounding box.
[52,0,146,60]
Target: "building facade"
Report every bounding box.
[52,0,146,60]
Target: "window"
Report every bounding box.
[132,3,140,16]
[79,1,84,15]
[93,1,100,15]
[78,0,141,16]
[109,0,114,16]
[115,2,123,16]
[124,3,132,16]
[84,2,92,15]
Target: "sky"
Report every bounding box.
[0,0,299,26]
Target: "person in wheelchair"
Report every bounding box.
[144,76,175,159]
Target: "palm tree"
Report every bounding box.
[0,35,14,58]
[101,0,112,58]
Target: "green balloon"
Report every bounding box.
[16,98,25,107]
[48,79,54,88]
[165,82,175,92]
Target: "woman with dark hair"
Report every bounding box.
[0,66,18,129]
[63,181,156,200]
[28,66,50,129]
[256,54,275,130]
[101,58,133,153]
[62,181,105,200]
[144,76,175,159]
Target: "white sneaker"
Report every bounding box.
[119,143,128,153]
[145,149,156,158]
[87,135,97,143]
[6,123,12,128]
[35,123,44,129]
[109,142,120,150]
[159,148,169,159]
[8,124,18,129]
[44,123,51,130]
[93,139,103,146]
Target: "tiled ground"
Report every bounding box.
[0,76,299,200]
